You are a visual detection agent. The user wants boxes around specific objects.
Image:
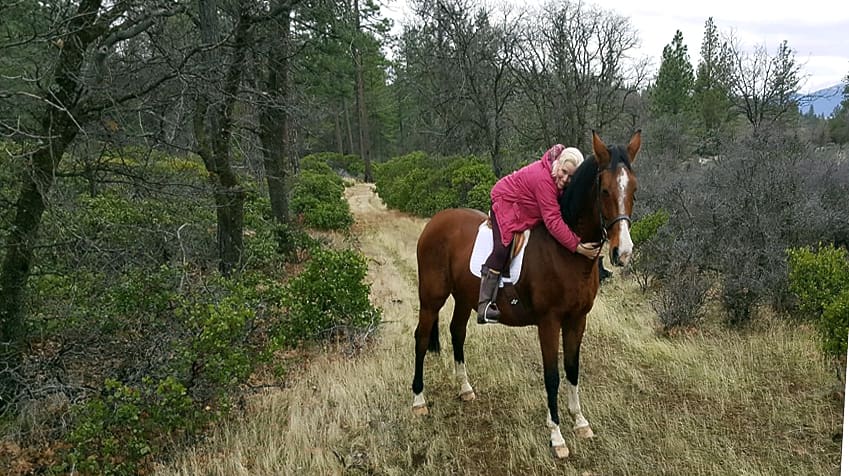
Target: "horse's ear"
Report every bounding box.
[592,130,610,168]
[626,129,642,164]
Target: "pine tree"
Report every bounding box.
[651,30,694,115]
[694,17,731,132]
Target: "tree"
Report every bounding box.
[257,1,298,225]
[512,0,646,154]
[693,17,732,153]
[651,30,694,116]
[724,35,801,134]
[192,0,254,276]
[828,72,849,144]
[395,0,521,175]
[0,0,187,407]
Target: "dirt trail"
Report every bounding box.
[345,183,425,344]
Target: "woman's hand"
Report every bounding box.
[576,242,601,259]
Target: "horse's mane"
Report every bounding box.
[559,144,632,227]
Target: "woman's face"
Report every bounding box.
[553,162,577,190]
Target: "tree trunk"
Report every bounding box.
[352,0,373,182]
[215,186,246,276]
[194,0,249,276]
[335,111,344,154]
[259,2,293,225]
[0,0,103,408]
[343,100,354,154]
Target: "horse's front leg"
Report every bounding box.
[539,320,569,459]
[563,314,593,438]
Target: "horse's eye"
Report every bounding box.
[602,189,610,196]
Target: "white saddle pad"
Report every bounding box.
[469,222,530,286]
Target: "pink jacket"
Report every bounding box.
[490,144,581,252]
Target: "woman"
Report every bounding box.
[478,144,600,324]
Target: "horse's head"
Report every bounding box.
[593,130,640,266]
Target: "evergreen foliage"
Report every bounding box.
[374,152,497,216]
[651,30,694,116]
[787,244,849,358]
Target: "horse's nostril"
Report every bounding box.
[612,247,620,265]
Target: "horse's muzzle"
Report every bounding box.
[611,247,631,267]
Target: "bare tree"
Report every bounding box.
[400,0,521,175]
[513,0,647,151]
[724,35,801,134]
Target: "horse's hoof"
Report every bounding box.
[459,390,476,402]
[551,444,570,459]
[412,405,429,416]
[575,425,594,439]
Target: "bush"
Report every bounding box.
[787,243,849,358]
[277,248,381,347]
[787,243,849,319]
[291,170,353,231]
[301,152,363,178]
[374,152,495,217]
[650,263,711,332]
[631,209,669,245]
[821,289,849,358]
[63,377,201,476]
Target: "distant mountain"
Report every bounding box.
[797,84,844,117]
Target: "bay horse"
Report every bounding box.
[411,130,640,458]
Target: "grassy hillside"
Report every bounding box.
[155,184,842,476]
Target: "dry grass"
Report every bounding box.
[154,183,842,476]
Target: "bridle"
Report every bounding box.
[595,168,632,244]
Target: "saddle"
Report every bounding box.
[470,221,530,284]
[484,217,526,259]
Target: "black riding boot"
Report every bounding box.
[599,257,612,283]
[477,266,502,324]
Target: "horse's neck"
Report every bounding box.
[571,191,603,243]
[573,213,603,243]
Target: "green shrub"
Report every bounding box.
[787,243,849,359]
[301,152,364,178]
[173,276,285,398]
[63,377,201,476]
[632,209,669,245]
[374,152,495,217]
[821,288,849,358]
[300,154,337,175]
[277,248,381,346]
[303,200,354,230]
[291,170,353,231]
[466,183,493,213]
[787,243,849,319]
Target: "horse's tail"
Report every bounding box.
[428,317,440,353]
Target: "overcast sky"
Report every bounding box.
[382,0,849,94]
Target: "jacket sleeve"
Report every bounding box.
[534,175,581,252]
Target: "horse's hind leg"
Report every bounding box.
[563,315,593,438]
[412,301,442,415]
[449,299,475,401]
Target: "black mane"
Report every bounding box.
[559,144,632,227]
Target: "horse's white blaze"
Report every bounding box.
[455,362,473,396]
[615,168,634,262]
[547,411,567,447]
[412,392,426,408]
[566,382,589,430]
